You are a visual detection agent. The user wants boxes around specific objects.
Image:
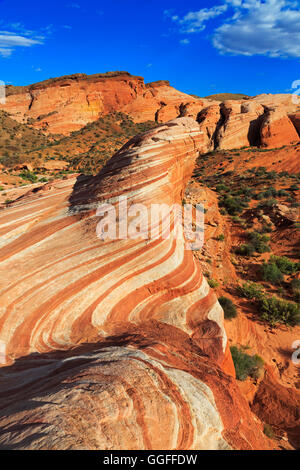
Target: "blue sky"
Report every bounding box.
[0,0,299,96]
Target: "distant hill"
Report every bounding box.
[204,93,251,101]
[0,111,52,167]
[0,111,158,174]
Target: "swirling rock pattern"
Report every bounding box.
[0,117,272,449]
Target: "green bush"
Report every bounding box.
[230,346,264,381]
[257,198,277,208]
[290,279,300,302]
[235,244,255,256]
[259,296,300,326]
[216,183,230,193]
[219,296,238,319]
[19,170,38,183]
[270,255,300,275]
[261,262,284,284]
[237,282,265,300]
[260,224,273,233]
[208,279,219,288]
[220,195,248,216]
[291,279,300,291]
[248,231,270,253]
[216,234,225,241]
[263,424,275,439]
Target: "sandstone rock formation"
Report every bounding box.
[0,118,272,450]
[260,106,299,148]
[216,101,265,149]
[289,112,300,136]
[1,73,204,135]
[1,73,299,152]
[197,105,222,152]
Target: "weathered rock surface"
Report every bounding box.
[1,74,300,151]
[1,73,203,135]
[289,112,300,136]
[216,101,265,149]
[252,367,300,449]
[0,118,272,450]
[260,107,299,148]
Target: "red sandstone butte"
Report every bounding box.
[1,73,204,135]
[1,73,300,152]
[0,117,272,450]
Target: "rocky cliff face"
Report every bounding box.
[0,118,272,450]
[1,73,299,152]
[1,73,205,135]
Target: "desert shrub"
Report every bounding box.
[208,279,219,288]
[277,189,289,197]
[270,255,300,275]
[19,170,38,183]
[230,346,264,381]
[216,183,230,193]
[261,262,284,284]
[216,234,225,241]
[248,231,270,253]
[219,296,237,319]
[235,244,255,256]
[290,279,300,302]
[257,198,277,208]
[232,216,242,223]
[237,282,265,300]
[259,296,300,326]
[220,195,248,216]
[263,424,275,439]
[260,224,273,233]
[291,279,300,291]
[257,187,277,198]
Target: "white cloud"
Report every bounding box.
[213,0,300,57]
[180,38,190,45]
[0,31,43,57]
[0,47,12,57]
[172,5,228,33]
[167,0,300,58]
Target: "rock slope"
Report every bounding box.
[1,73,299,152]
[0,118,271,450]
[1,73,205,135]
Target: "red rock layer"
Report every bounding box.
[0,117,272,450]
[260,107,299,148]
[1,74,203,135]
[1,73,299,150]
[289,112,300,136]
[216,101,265,149]
[251,367,300,449]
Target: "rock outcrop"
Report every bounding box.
[289,112,300,136]
[1,74,300,151]
[0,118,271,450]
[216,101,265,149]
[1,73,204,135]
[260,107,299,148]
